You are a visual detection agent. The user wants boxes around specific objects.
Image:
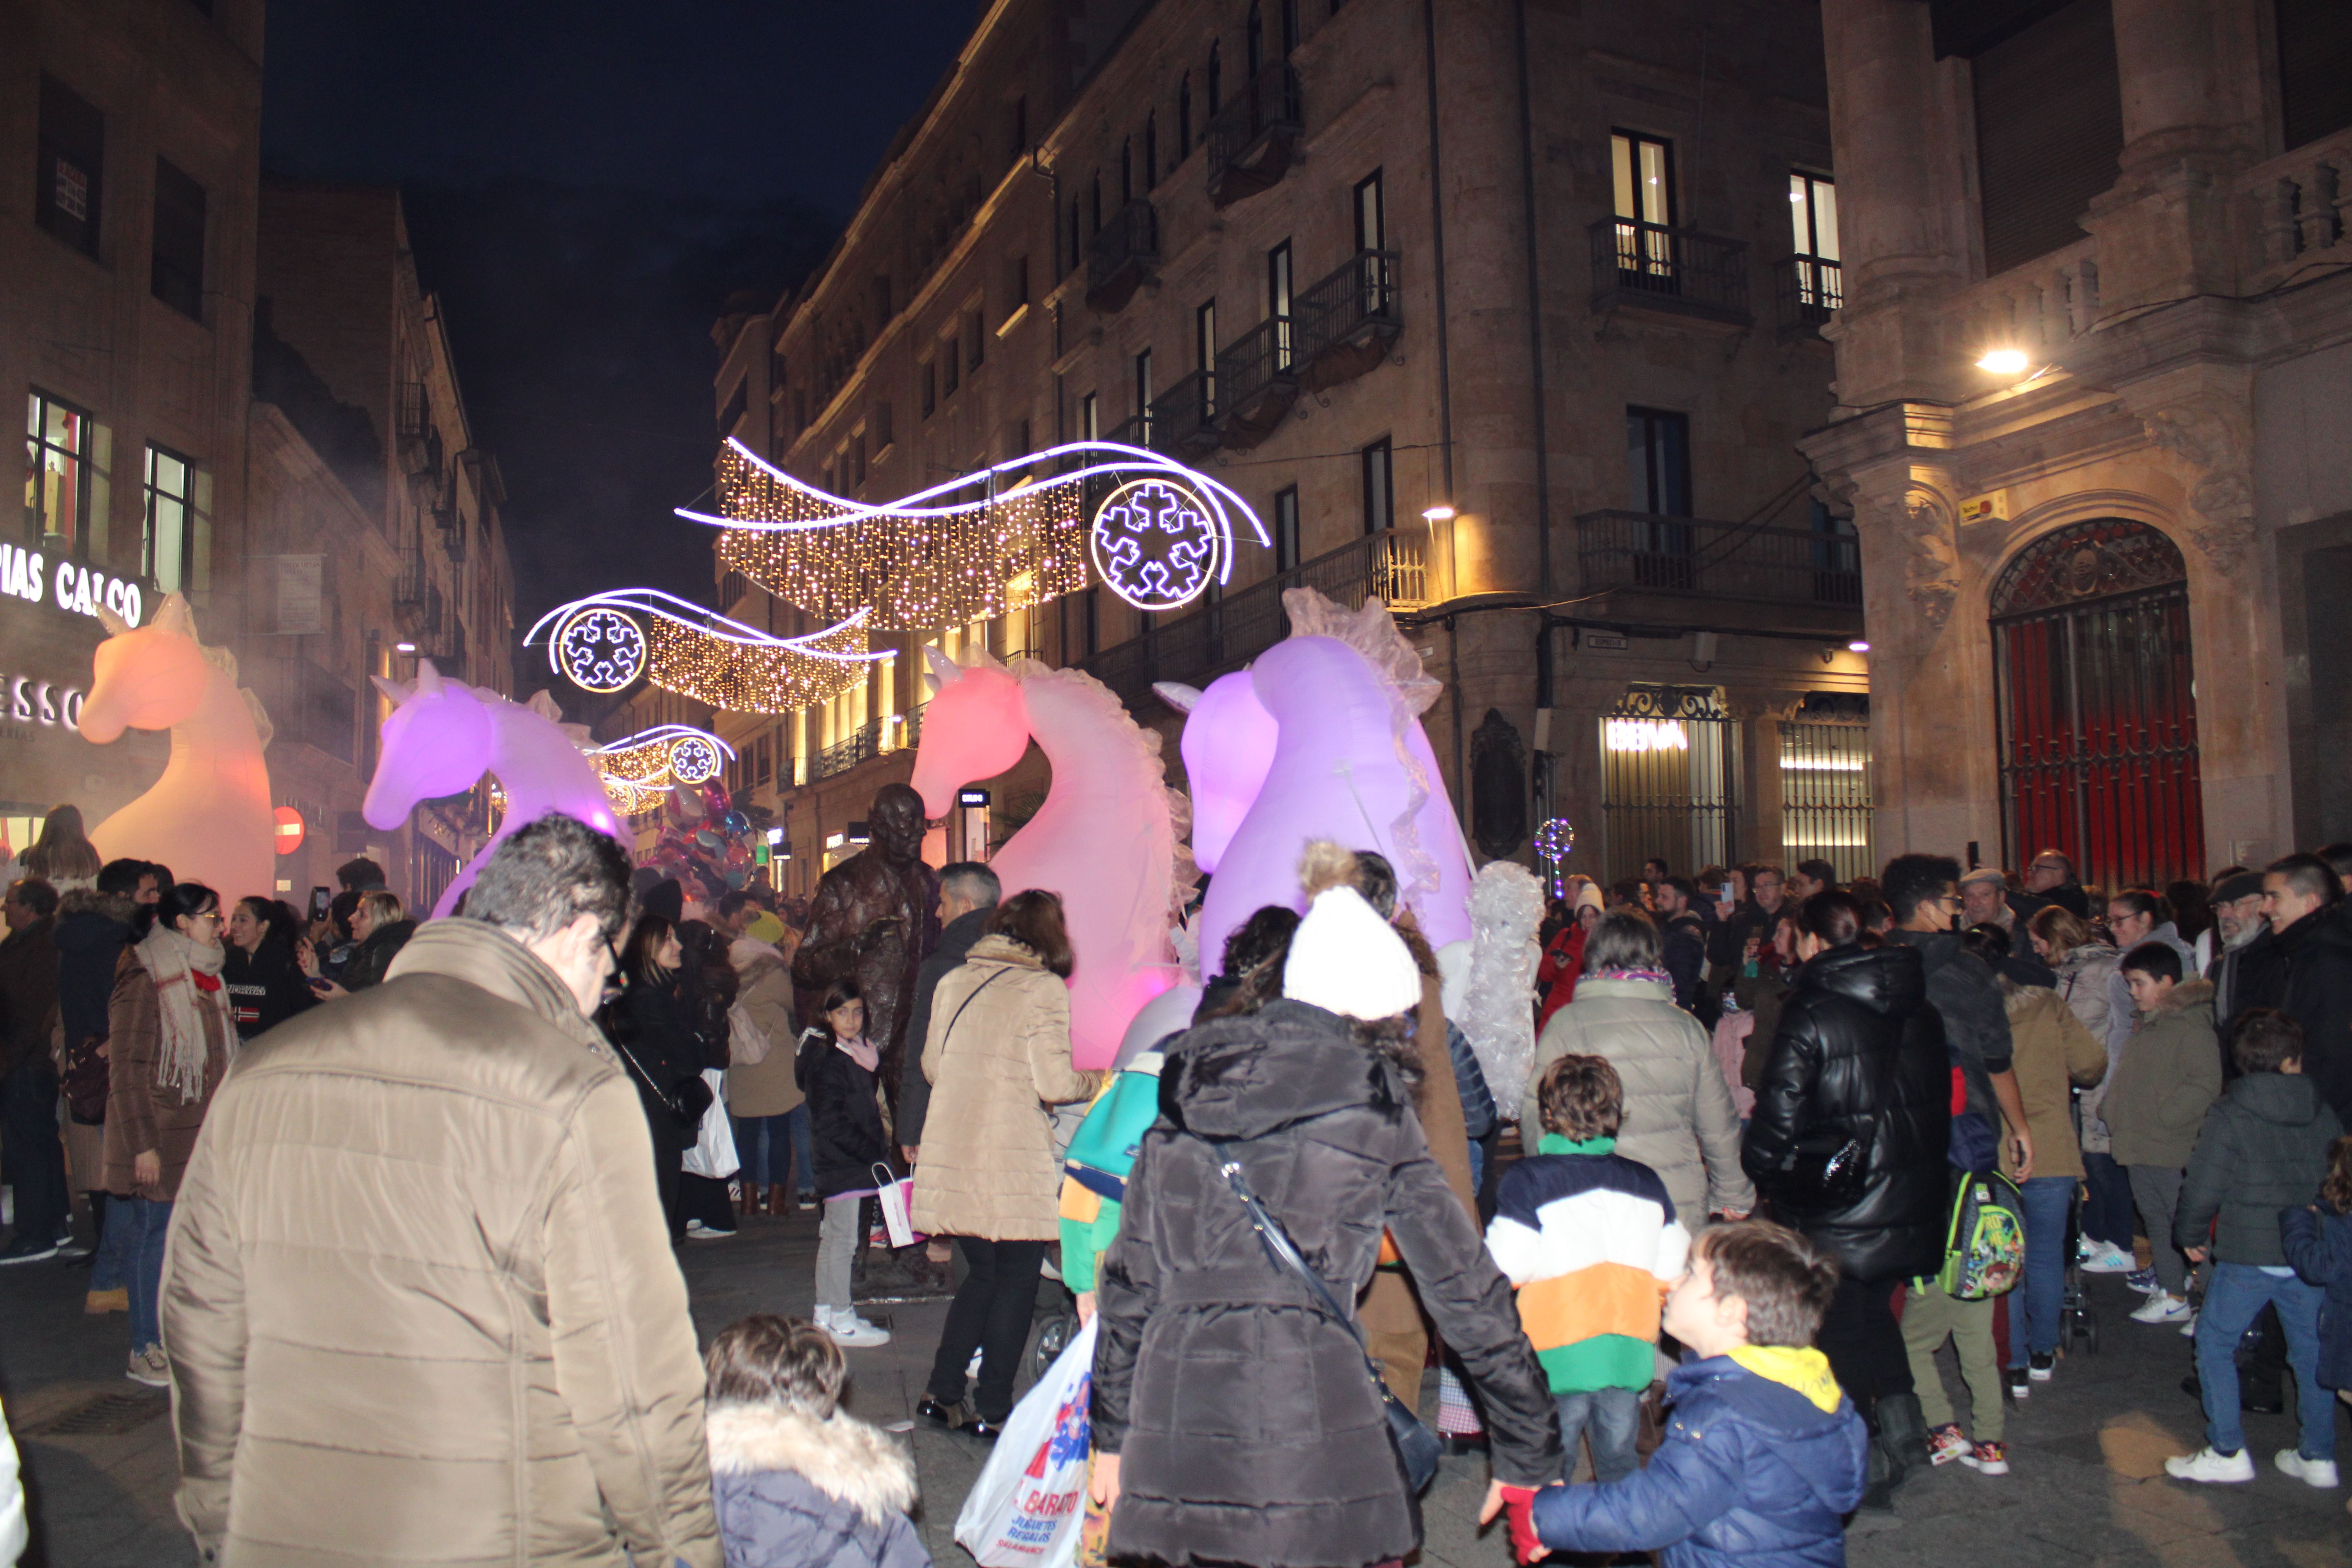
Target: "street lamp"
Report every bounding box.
[1976,348,2029,376]
[1421,504,1456,521]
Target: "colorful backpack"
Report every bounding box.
[1933,1169,2026,1300]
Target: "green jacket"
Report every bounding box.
[2175,1071,2344,1265]
[2103,978,2220,1169]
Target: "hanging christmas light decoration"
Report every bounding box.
[1533,817,1577,899]
[586,724,737,815]
[681,437,1266,628]
[524,589,889,714]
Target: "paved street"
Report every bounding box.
[2,1205,2346,1566]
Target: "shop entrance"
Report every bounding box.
[1991,519,2205,890]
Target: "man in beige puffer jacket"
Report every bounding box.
[162,816,720,1568]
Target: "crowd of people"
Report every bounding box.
[5,795,2352,1567]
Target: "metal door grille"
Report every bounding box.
[1599,687,1738,884]
[1779,722,1875,882]
[1992,519,2205,891]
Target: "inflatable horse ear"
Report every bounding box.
[922,645,962,696]
[1154,682,1204,714]
[96,604,133,639]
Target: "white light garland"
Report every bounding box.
[526,589,889,714]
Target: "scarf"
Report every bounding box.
[835,1034,878,1073]
[1594,966,1674,987]
[135,924,234,1104]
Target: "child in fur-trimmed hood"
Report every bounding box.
[704,1314,929,1568]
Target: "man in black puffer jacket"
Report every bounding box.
[1743,889,1949,1508]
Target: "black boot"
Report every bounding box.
[1874,1392,1934,1477]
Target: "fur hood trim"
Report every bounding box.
[706,1402,918,1523]
[58,886,134,924]
[2149,976,2215,1015]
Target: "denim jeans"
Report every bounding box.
[732,1105,813,1193]
[1555,1386,1642,1485]
[126,1196,175,1352]
[2006,1174,2076,1363]
[2193,1262,2334,1461]
[88,1190,138,1292]
[2080,1151,2135,1250]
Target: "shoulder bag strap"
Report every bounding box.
[1194,1134,1391,1387]
[935,968,1008,1052]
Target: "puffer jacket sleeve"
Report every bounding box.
[161,1120,245,1554]
[1690,1035,1755,1216]
[1527,1407,1746,1552]
[1742,1003,1826,1185]
[1382,1123,1563,1487]
[1091,1129,1168,1455]
[878,1512,934,1568]
[2055,997,2107,1087]
[541,1073,722,1568]
[2173,1102,2240,1257]
[2156,1021,2223,1135]
[1020,978,1103,1106]
[2281,1204,2352,1287]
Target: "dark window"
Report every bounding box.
[1011,95,1029,157]
[1178,74,1193,157]
[1626,407,1692,516]
[2277,0,2352,149]
[1090,173,1103,234]
[1971,0,2124,276]
[1120,136,1134,204]
[143,443,199,590]
[1067,196,1082,276]
[1134,349,1154,441]
[1080,392,1100,441]
[1282,0,1301,55]
[943,334,961,394]
[1354,169,1386,252]
[151,158,205,319]
[873,402,893,451]
[36,74,103,257]
[921,358,936,418]
[25,390,96,554]
[1249,3,1266,74]
[966,309,985,371]
[1208,41,1223,113]
[1144,112,1159,189]
[1274,485,1301,570]
[1268,241,1295,368]
[1361,437,1393,534]
[852,430,867,486]
[1196,299,1218,411]
[1011,254,1030,309]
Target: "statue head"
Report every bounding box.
[869,782,927,866]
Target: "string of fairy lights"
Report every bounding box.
[529,441,1264,719]
[589,724,734,813]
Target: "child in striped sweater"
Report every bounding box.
[1487,1052,1690,1483]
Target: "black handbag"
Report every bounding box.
[1195,1134,1443,1494]
[1769,1128,1871,1209]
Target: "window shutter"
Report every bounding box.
[2277,0,2352,151]
[1972,0,2124,278]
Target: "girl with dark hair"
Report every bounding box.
[602,912,710,1243]
[221,895,318,1040]
[796,978,892,1348]
[914,889,1103,1433]
[104,881,234,1386]
[1195,903,1301,1021]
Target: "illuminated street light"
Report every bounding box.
[1976,348,2029,376]
[1848,639,1871,653]
[1421,504,1456,521]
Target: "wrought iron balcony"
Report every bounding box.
[1589,220,1750,327]
[1081,530,1429,708]
[1206,62,1304,207]
[1086,199,1160,314]
[814,721,882,780]
[1576,510,1860,608]
[1212,313,1299,449]
[1294,250,1402,392]
[1148,369,1222,457]
[1775,255,1842,340]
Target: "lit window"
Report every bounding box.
[143,443,207,592]
[26,390,104,557]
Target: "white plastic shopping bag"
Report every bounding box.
[871,1162,923,1247]
[681,1070,740,1180]
[954,1316,1099,1568]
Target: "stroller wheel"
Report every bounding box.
[1032,1307,1079,1379]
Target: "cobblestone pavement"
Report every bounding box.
[3,1200,2347,1564]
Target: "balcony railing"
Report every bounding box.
[393,543,429,634]
[1081,530,1430,707]
[1207,62,1304,207]
[1577,510,1860,608]
[1775,255,1842,339]
[1148,369,1221,457]
[1294,249,1403,391]
[1213,312,1298,448]
[1589,220,1750,325]
[1086,199,1160,314]
[814,721,882,780]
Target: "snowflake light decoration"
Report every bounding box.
[668,734,721,784]
[588,725,736,815]
[555,605,648,692]
[1089,477,1219,612]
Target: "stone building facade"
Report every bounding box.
[1803,0,2352,889]
[717,0,1873,894]
[2,0,512,912]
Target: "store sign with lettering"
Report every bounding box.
[0,542,144,627]
[1,673,86,729]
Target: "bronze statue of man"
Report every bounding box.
[791,782,940,1116]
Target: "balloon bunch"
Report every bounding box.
[643,779,759,904]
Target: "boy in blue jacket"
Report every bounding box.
[1484,1220,1867,1568]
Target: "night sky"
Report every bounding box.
[261,0,981,634]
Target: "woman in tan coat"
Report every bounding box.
[912,889,1103,1432]
[102,881,236,1387]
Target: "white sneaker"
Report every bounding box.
[683,1219,735,1241]
[2165,1446,2256,1484]
[2276,1450,2341,1488]
[821,1307,891,1348]
[2130,1292,2192,1325]
[2080,1241,2138,1274]
[2177,1310,2200,1336]
[126,1345,170,1388]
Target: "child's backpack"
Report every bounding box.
[1935,1169,2026,1300]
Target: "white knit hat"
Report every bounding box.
[1282,886,1423,1020]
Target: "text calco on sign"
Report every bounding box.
[0,541,145,627]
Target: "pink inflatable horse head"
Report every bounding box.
[80,593,276,907]
[365,662,622,916]
[909,646,1180,1068]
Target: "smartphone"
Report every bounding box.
[307,886,332,922]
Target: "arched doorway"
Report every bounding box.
[1991,519,2204,890]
